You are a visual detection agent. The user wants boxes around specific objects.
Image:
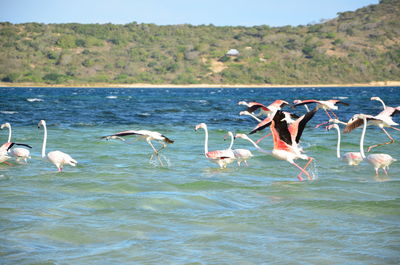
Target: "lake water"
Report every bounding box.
[1,86,399,264]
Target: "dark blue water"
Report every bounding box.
[1,86,399,264]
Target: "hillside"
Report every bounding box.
[0,0,399,85]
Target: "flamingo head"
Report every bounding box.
[0,122,10,129]
[273,100,289,108]
[234,133,249,140]
[326,123,339,131]
[238,101,249,106]
[370,96,381,101]
[293,99,302,104]
[195,123,207,131]
[223,131,234,141]
[38,120,46,128]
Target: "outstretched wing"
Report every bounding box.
[294,107,318,143]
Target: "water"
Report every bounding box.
[1,86,399,264]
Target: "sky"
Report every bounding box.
[0,0,379,27]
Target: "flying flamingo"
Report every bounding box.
[326,123,363,166]
[225,131,253,166]
[357,114,397,176]
[195,123,235,168]
[243,109,317,181]
[101,129,174,166]
[38,120,78,172]
[1,122,31,163]
[293,99,349,128]
[343,104,400,151]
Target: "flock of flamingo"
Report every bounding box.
[0,96,398,181]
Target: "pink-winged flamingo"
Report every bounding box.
[343,104,400,151]
[225,131,253,166]
[293,99,349,128]
[1,122,31,163]
[38,120,78,172]
[326,123,363,166]
[195,123,235,169]
[357,114,397,176]
[101,129,174,166]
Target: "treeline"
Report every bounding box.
[0,0,399,85]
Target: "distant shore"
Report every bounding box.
[1,81,400,88]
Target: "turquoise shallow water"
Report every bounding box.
[0,86,399,264]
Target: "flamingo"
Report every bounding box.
[343,104,400,151]
[0,142,32,165]
[357,114,397,176]
[242,109,317,181]
[225,131,253,166]
[101,129,174,166]
[38,120,78,172]
[1,122,31,163]
[326,123,363,166]
[194,123,235,168]
[293,99,349,128]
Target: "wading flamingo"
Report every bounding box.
[1,122,31,163]
[38,120,78,172]
[195,123,235,168]
[101,129,174,166]
[0,142,32,165]
[293,99,349,128]
[225,131,253,166]
[326,123,363,166]
[343,105,400,151]
[357,114,397,176]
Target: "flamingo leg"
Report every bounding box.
[367,127,395,152]
[383,167,388,175]
[390,126,400,132]
[290,157,313,181]
[315,110,334,128]
[256,132,272,144]
[375,168,379,176]
[147,139,164,166]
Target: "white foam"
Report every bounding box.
[106,96,118,99]
[26,98,43,102]
[0,111,18,114]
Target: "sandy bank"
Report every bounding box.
[1,81,400,88]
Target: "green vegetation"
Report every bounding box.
[0,0,399,85]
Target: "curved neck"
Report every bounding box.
[334,126,341,158]
[7,125,12,142]
[377,98,386,109]
[244,137,270,154]
[227,132,234,150]
[41,123,48,158]
[359,117,367,159]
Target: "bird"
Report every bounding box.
[326,123,363,166]
[194,123,235,169]
[357,114,396,176]
[0,142,32,165]
[293,99,349,128]
[38,120,78,172]
[101,129,174,166]
[1,122,31,163]
[242,109,317,181]
[225,131,253,166]
[343,103,400,152]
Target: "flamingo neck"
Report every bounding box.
[7,125,12,142]
[245,136,270,154]
[359,117,367,159]
[41,123,48,158]
[377,98,386,109]
[227,132,234,150]
[334,126,341,159]
[202,126,209,156]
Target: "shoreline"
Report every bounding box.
[1,81,400,88]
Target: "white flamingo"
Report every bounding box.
[195,123,235,169]
[1,122,31,163]
[326,123,363,166]
[225,131,253,166]
[357,114,396,176]
[38,120,78,172]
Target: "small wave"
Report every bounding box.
[106,96,118,99]
[138,112,151,117]
[27,98,43,102]
[334,96,349,100]
[0,111,18,114]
